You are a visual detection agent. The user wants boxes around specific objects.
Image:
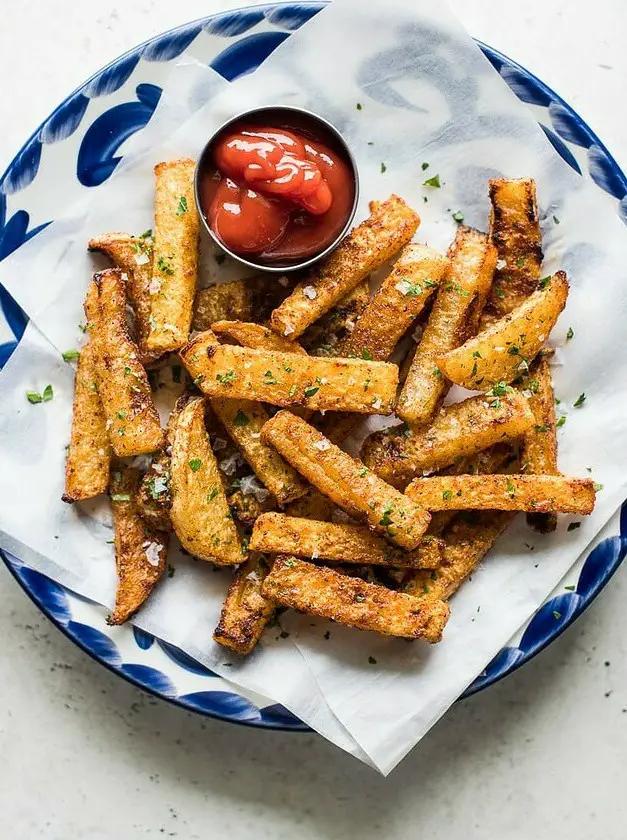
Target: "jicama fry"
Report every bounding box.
[481,178,543,327]
[179,332,399,414]
[108,466,168,625]
[342,243,449,361]
[261,411,430,549]
[404,511,515,600]
[270,195,419,339]
[212,320,308,354]
[361,392,534,488]
[284,487,335,521]
[301,280,371,356]
[213,554,276,655]
[145,159,199,354]
[170,398,244,564]
[88,231,156,363]
[521,356,559,532]
[438,271,569,390]
[397,226,497,424]
[262,556,449,641]
[250,513,442,569]
[192,274,297,331]
[91,270,164,456]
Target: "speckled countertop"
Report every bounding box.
[1,1,626,837]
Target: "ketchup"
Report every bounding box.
[197,111,355,266]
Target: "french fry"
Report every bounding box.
[406,474,595,514]
[261,411,430,549]
[285,487,334,521]
[179,332,399,414]
[521,356,559,532]
[213,554,276,655]
[262,556,449,641]
[91,270,164,456]
[481,178,543,326]
[192,274,297,331]
[438,272,569,390]
[250,513,442,569]
[270,195,419,339]
[170,398,244,564]
[397,227,497,424]
[342,243,449,361]
[404,511,514,599]
[361,392,534,488]
[88,231,157,363]
[210,398,308,505]
[301,281,371,356]
[212,321,308,354]
[145,159,199,354]
[108,466,168,625]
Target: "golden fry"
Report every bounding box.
[170,398,244,564]
[262,556,449,641]
[284,488,335,521]
[213,554,276,655]
[192,275,296,331]
[212,320,308,354]
[301,281,371,356]
[270,195,419,339]
[397,227,497,424]
[438,272,569,390]
[145,159,199,354]
[361,392,534,488]
[261,411,430,549]
[108,466,168,625]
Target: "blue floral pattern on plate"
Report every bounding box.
[1,2,626,732]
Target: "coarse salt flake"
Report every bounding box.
[149,278,162,294]
[134,252,150,266]
[303,285,318,300]
[143,541,163,567]
[314,440,331,451]
[395,280,411,295]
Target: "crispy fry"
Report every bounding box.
[404,511,514,599]
[270,195,419,339]
[261,411,430,549]
[285,487,334,521]
[481,178,543,326]
[145,159,199,354]
[212,321,308,354]
[406,474,595,514]
[179,332,399,414]
[301,281,371,356]
[211,398,308,505]
[170,398,244,564]
[88,231,157,363]
[251,513,442,569]
[213,554,276,655]
[343,244,449,361]
[361,392,534,488]
[91,270,164,456]
[262,556,449,641]
[438,272,569,390]
[108,466,168,625]
[521,356,559,532]
[192,275,296,331]
[397,227,497,424]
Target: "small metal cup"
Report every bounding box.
[194,105,359,273]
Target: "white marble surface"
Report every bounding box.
[1,1,626,837]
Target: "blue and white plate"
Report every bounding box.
[2,2,626,730]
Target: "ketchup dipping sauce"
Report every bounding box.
[195,107,358,270]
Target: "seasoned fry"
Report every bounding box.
[170,398,244,564]
[88,231,156,363]
[406,474,595,514]
[270,195,419,339]
[108,466,168,625]
[361,392,534,488]
[261,411,430,549]
[481,178,543,326]
[285,487,334,521]
[192,274,296,331]
[404,511,514,599]
[180,332,399,414]
[262,556,449,641]
[213,554,276,655]
[212,321,308,354]
[301,281,371,356]
[91,270,164,456]
[342,243,449,361]
[397,227,497,424]
[211,398,308,505]
[521,356,559,532]
[145,159,199,354]
[251,513,442,569]
[438,271,569,390]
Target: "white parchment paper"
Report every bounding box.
[1,0,627,774]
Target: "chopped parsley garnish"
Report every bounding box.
[62,349,80,362]
[496,289,505,299]
[289,384,298,397]
[528,378,540,394]
[565,584,575,591]
[42,384,54,402]
[207,488,219,502]
[556,415,566,427]
[442,490,453,501]
[356,102,363,110]
[380,162,387,174]
[111,493,131,502]
[379,506,394,527]
[567,522,581,531]
[233,409,250,427]
[537,276,551,290]
[140,229,152,239]
[566,327,574,341]
[515,257,525,268]
[263,370,278,385]
[553,215,560,225]
[157,256,175,275]
[553,610,562,620]
[486,381,512,397]
[594,483,604,492]
[359,468,369,477]
[424,279,438,289]
[188,458,203,472]
[175,196,188,215]
[117,411,127,420]
[535,424,548,433]
[403,283,424,297]
[445,282,470,296]
[573,393,586,408]
[361,348,373,360]
[423,174,441,188]
[507,345,521,356]
[26,390,43,404]
[304,385,319,398]
[506,478,516,497]
[432,367,442,378]
[452,210,464,223]
[421,162,429,171]
[193,374,205,386]
[216,370,236,384]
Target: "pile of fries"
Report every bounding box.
[64,163,596,652]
